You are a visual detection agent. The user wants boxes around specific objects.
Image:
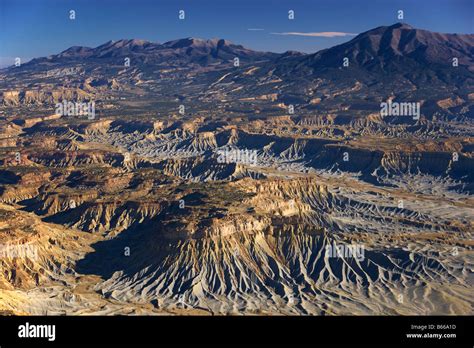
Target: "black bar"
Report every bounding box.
[0,315,472,346]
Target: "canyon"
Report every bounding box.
[0,23,472,315]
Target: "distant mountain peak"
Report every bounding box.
[57,45,93,58]
[95,38,156,50]
[162,37,235,49]
[296,23,474,72]
[46,36,276,65]
[114,39,153,46]
[388,22,414,30]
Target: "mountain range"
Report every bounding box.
[18,23,471,70]
[1,23,472,122]
[52,37,278,64]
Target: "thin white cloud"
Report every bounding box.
[270,31,357,37]
[248,28,265,31]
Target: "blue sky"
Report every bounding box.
[0,0,473,67]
